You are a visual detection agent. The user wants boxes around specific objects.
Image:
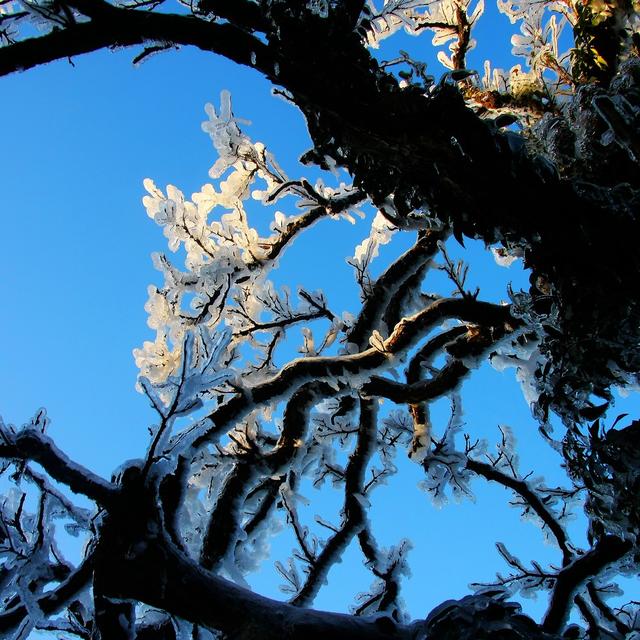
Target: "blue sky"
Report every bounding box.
[1,10,638,635]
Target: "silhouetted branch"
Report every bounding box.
[0,552,95,636]
[543,536,633,633]
[291,399,378,607]
[466,459,573,564]
[0,426,117,505]
[0,7,272,77]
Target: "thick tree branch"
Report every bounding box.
[96,521,416,640]
[363,359,470,403]
[195,0,269,32]
[0,8,273,77]
[200,382,336,570]
[183,298,514,452]
[362,317,519,403]
[348,228,445,350]
[199,459,254,571]
[0,552,94,636]
[586,581,630,636]
[542,535,633,633]
[0,427,117,505]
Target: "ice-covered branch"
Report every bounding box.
[0,3,273,77]
[362,316,518,403]
[466,459,573,564]
[94,500,418,640]
[199,459,255,571]
[542,535,633,633]
[0,551,94,636]
[348,228,445,350]
[354,526,410,620]
[187,298,515,451]
[240,476,284,541]
[585,581,631,637]
[199,382,336,571]
[196,0,269,32]
[0,423,117,505]
[291,399,378,607]
[263,189,366,264]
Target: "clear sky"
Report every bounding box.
[1,9,638,636]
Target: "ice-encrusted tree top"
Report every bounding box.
[0,1,639,639]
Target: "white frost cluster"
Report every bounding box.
[491,334,544,408]
[306,0,329,18]
[348,211,396,295]
[365,0,483,71]
[420,394,474,506]
[431,0,483,70]
[484,0,574,96]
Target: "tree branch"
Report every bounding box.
[96,524,415,640]
[183,298,514,452]
[0,427,117,505]
[290,399,378,607]
[200,382,336,570]
[466,459,573,565]
[195,0,269,32]
[0,551,94,636]
[0,7,273,77]
[362,316,518,403]
[542,535,633,633]
[348,228,445,350]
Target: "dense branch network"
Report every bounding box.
[0,1,639,639]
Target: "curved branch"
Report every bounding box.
[0,7,273,77]
[97,526,414,640]
[466,459,573,565]
[362,359,469,404]
[200,382,336,570]
[0,552,94,635]
[362,315,520,402]
[185,297,515,451]
[348,229,445,350]
[0,428,117,505]
[195,0,269,32]
[542,535,633,633]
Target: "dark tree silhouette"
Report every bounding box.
[0,1,639,638]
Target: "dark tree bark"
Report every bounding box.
[0,2,638,639]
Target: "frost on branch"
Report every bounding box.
[348,211,396,299]
[419,393,474,506]
[0,412,94,639]
[2,5,639,628]
[365,0,483,70]
[134,91,361,412]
